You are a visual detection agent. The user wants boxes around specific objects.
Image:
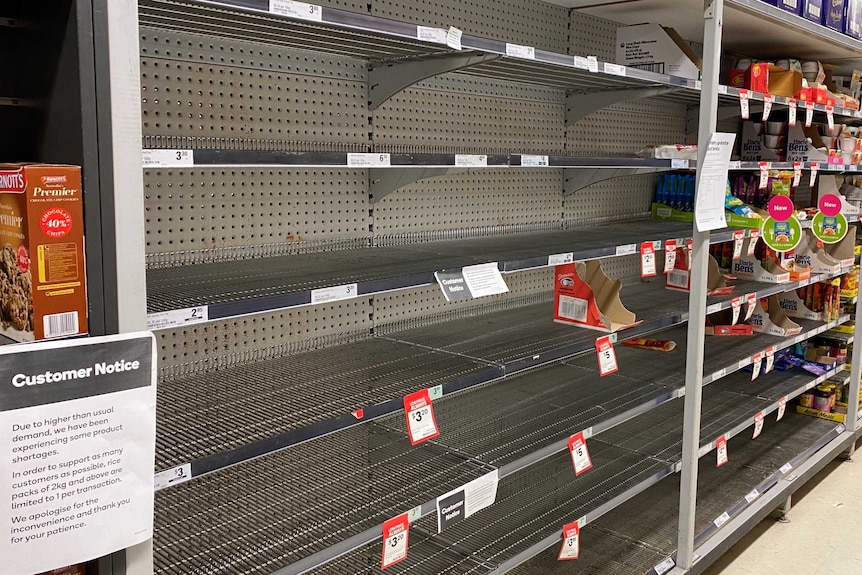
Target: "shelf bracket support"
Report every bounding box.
[566,86,680,124]
[369,167,468,202]
[563,167,664,196]
[368,52,501,109]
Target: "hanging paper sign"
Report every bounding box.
[762,94,773,121]
[765,346,776,374]
[731,297,742,324]
[733,230,745,260]
[751,353,762,380]
[826,106,835,131]
[664,240,677,274]
[747,230,759,256]
[810,162,819,187]
[739,89,750,119]
[595,336,618,376]
[744,293,758,320]
[812,194,849,243]
[805,101,815,127]
[568,431,593,476]
[641,242,657,277]
[381,514,409,569]
[403,389,439,445]
[558,521,581,560]
[777,396,787,421]
[753,411,764,439]
[788,99,797,126]
[716,435,729,467]
[759,162,769,189]
[793,162,802,187]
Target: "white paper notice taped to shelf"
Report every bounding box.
[1,333,156,575]
[347,153,391,167]
[311,283,358,305]
[548,252,574,266]
[446,27,463,50]
[745,489,760,503]
[455,154,488,167]
[695,132,736,231]
[714,511,730,528]
[671,159,689,169]
[154,464,191,491]
[142,149,194,168]
[780,463,793,475]
[616,243,637,256]
[505,43,535,60]
[436,470,498,532]
[417,26,447,45]
[461,263,509,298]
[572,56,589,70]
[587,56,599,73]
[269,0,322,21]
[521,154,549,167]
[146,306,209,330]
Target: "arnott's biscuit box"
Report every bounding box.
[0,164,87,342]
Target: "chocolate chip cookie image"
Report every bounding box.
[0,243,32,332]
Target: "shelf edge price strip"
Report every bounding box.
[568,431,593,476]
[595,335,618,377]
[381,513,409,569]
[557,520,580,560]
[403,389,440,445]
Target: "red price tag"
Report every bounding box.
[641,242,657,277]
[793,162,802,187]
[731,297,742,324]
[739,89,750,119]
[765,346,776,374]
[805,101,815,127]
[687,239,693,271]
[558,521,581,560]
[788,99,797,126]
[810,162,819,187]
[595,336,618,376]
[753,412,764,439]
[826,106,835,131]
[716,435,729,467]
[762,93,773,121]
[403,389,439,445]
[747,230,759,256]
[751,352,762,381]
[733,230,745,260]
[777,396,787,421]
[381,514,410,569]
[568,431,593,476]
[744,293,758,321]
[664,239,677,274]
[759,162,769,189]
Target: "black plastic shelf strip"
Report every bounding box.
[507,412,842,575]
[291,366,841,575]
[146,221,768,328]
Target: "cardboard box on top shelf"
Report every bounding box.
[804,0,825,22]
[769,66,804,99]
[616,24,702,79]
[749,295,803,336]
[0,164,88,342]
[553,260,642,332]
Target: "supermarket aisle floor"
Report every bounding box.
[702,453,862,575]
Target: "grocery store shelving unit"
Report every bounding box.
[131,1,862,575]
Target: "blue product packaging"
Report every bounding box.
[823,0,847,31]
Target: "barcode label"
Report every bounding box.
[558,295,588,322]
[667,269,689,288]
[631,62,665,74]
[43,311,79,338]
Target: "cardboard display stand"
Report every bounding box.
[818,176,862,216]
[554,260,640,332]
[794,230,843,274]
[749,295,803,336]
[666,253,731,294]
[732,239,792,283]
[776,287,824,321]
[825,223,858,267]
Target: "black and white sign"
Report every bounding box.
[1,332,156,575]
[435,263,508,302]
[435,470,499,532]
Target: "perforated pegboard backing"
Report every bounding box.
[372,0,570,53]
[373,170,563,238]
[157,298,373,376]
[569,10,618,61]
[567,100,687,155]
[144,168,370,264]
[139,29,369,151]
[564,175,656,224]
[374,74,566,154]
